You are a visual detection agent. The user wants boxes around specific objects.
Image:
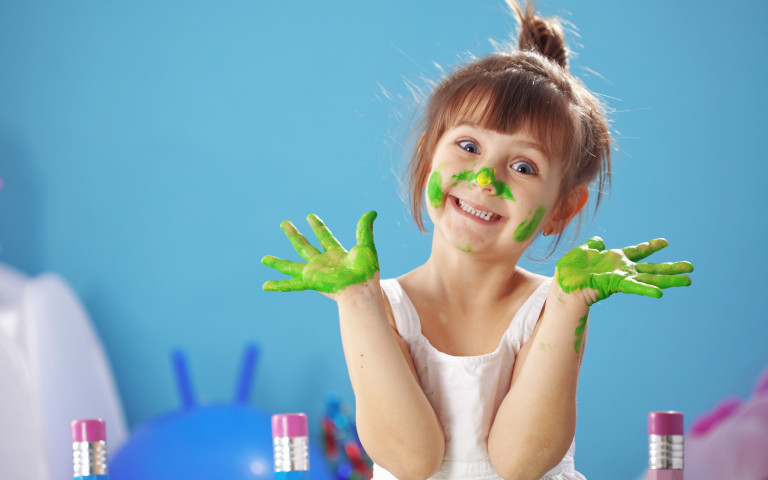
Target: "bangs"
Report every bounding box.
[433,68,579,163]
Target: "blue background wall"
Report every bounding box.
[1,1,767,477]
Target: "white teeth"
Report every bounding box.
[457,199,497,221]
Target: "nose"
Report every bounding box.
[473,167,497,190]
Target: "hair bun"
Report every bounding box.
[508,0,569,69]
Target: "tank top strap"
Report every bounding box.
[503,277,552,347]
[380,279,421,339]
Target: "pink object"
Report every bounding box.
[272,413,308,438]
[649,411,684,435]
[689,398,742,437]
[70,419,106,443]
[685,366,768,480]
[647,470,683,480]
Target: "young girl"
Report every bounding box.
[262,2,694,479]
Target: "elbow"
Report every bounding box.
[369,437,444,480]
[488,437,571,480]
[387,457,443,480]
[489,455,558,480]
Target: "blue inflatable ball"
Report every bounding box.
[110,404,332,480]
[110,344,332,480]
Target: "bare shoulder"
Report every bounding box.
[512,267,550,300]
[394,266,426,302]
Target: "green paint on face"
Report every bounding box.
[427,171,444,209]
[452,167,515,201]
[452,169,475,184]
[262,211,380,294]
[573,314,588,354]
[514,206,547,242]
[555,236,694,305]
[476,167,495,187]
[495,183,515,201]
[458,245,472,253]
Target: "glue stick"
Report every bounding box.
[648,411,684,480]
[71,419,109,479]
[272,413,311,480]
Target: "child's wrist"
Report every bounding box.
[549,277,595,311]
[335,275,384,306]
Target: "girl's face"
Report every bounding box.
[425,122,564,256]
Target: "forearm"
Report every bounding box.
[337,280,444,479]
[488,282,587,480]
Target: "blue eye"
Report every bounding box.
[511,160,536,175]
[458,139,479,154]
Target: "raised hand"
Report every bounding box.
[261,211,379,294]
[555,236,693,305]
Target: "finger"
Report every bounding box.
[636,261,694,275]
[307,214,345,252]
[280,220,321,261]
[261,255,305,277]
[635,273,692,289]
[262,277,309,292]
[356,211,378,247]
[617,278,663,298]
[622,238,668,262]
[583,236,605,251]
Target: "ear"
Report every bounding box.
[548,184,589,235]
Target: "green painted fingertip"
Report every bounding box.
[279,220,292,230]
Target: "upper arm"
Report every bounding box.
[510,306,545,388]
[383,290,422,384]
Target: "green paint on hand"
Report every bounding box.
[262,211,380,294]
[514,206,546,242]
[452,167,515,201]
[427,171,444,209]
[555,236,694,305]
[573,314,588,354]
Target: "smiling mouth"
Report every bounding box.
[455,197,503,222]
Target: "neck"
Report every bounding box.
[415,235,526,307]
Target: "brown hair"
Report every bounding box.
[407,0,612,248]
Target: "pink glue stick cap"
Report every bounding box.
[272,413,308,439]
[648,411,684,435]
[70,419,107,443]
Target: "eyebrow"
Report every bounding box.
[454,121,548,155]
[516,140,547,155]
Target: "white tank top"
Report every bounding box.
[373,277,585,480]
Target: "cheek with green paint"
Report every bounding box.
[427,170,445,209]
[514,206,547,242]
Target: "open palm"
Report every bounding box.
[556,236,693,304]
[262,211,379,294]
